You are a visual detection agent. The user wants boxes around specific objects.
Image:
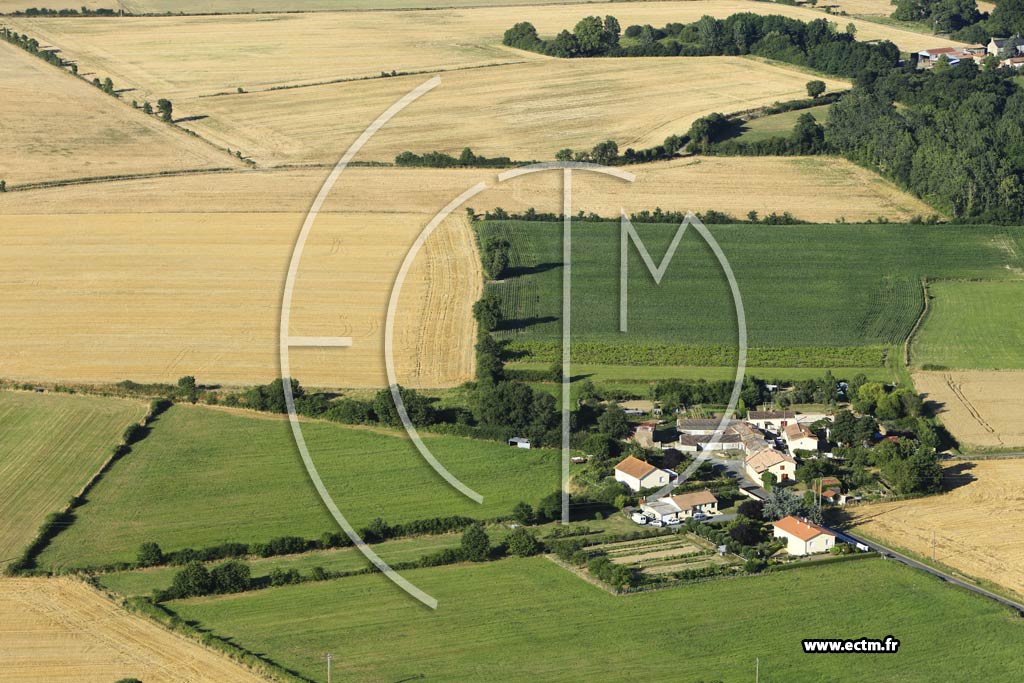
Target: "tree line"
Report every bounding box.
[503,14,899,78]
[395,147,517,168]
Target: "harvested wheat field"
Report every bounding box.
[914,371,1024,449]
[850,459,1024,598]
[0,41,237,187]
[6,1,963,105]
[0,0,114,11]
[0,210,479,388]
[0,157,934,220]
[184,58,847,166]
[0,577,269,683]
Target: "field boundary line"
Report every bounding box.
[903,276,929,367]
[200,59,534,98]
[5,166,240,192]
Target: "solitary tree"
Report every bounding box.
[460,523,491,562]
[506,527,541,557]
[136,541,163,567]
[142,101,153,115]
[806,79,827,99]
[0,180,6,192]
[156,98,173,122]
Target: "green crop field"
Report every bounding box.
[481,221,1024,365]
[0,391,147,569]
[168,557,1024,682]
[911,280,1024,369]
[734,103,833,143]
[509,361,895,383]
[38,405,559,569]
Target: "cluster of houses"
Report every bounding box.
[620,408,831,494]
[916,35,1024,70]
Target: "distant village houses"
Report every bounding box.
[915,35,1024,70]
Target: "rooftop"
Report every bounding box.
[773,515,836,542]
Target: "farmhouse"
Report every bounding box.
[772,516,836,556]
[988,35,1024,57]
[783,423,819,453]
[676,418,733,435]
[615,455,671,492]
[641,490,719,522]
[746,410,796,431]
[675,431,744,453]
[744,447,797,483]
[915,46,985,68]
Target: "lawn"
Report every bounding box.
[168,557,1024,682]
[0,390,147,568]
[481,221,1023,361]
[911,280,1024,370]
[38,405,559,569]
[733,103,833,143]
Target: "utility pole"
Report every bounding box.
[326,653,332,683]
[932,530,936,562]
[756,656,760,683]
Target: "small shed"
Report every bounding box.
[508,437,531,449]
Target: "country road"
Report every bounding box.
[835,528,1024,616]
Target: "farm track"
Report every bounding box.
[944,373,999,440]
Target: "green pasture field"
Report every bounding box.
[481,221,1023,361]
[0,390,146,568]
[734,103,833,142]
[37,405,559,569]
[911,280,1024,369]
[168,556,1024,682]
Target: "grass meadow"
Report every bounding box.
[38,404,559,569]
[168,556,1024,683]
[912,280,1024,369]
[481,221,1023,361]
[0,391,146,568]
[734,103,834,143]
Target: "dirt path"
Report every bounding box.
[0,577,270,683]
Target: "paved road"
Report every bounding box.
[836,528,1024,616]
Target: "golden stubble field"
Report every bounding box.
[850,459,1024,598]
[914,371,1024,449]
[0,41,238,187]
[0,209,480,389]
[7,1,965,103]
[0,577,270,683]
[0,159,932,388]
[183,57,848,166]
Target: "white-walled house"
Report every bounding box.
[772,516,836,556]
[615,455,671,492]
[744,447,797,483]
[784,423,819,453]
[746,410,796,431]
[640,490,719,522]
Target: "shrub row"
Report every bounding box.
[506,341,887,368]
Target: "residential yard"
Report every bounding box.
[37,404,559,569]
[167,557,1024,683]
[0,391,146,569]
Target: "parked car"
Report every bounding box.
[630,512,649,525]
[693,512,710,522]
[666,518,682,527]
[649,519,664,527]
